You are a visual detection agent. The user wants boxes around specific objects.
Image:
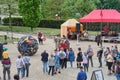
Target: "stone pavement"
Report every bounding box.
[0,31,118,80]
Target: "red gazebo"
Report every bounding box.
[80,9,120,23]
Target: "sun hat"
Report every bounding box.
[3,47,8,51]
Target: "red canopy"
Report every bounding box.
[80,9,120,23]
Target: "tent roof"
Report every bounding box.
[61,19,79,27]
[80,9,120,23]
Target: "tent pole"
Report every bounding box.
[101,22,102,33]
[86,22,88,30]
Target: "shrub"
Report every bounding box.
[2,17,24,26]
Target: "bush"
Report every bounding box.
[2,17,24,26]
[38,20,65,29]
[2,17,65,29]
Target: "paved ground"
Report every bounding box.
[0,31,118,80]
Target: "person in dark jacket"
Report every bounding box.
[95,33,102,47]
[41,50,49,73]
[76,48,83,68]
[97,47,103,68]
[2,57,11,80]
[77,66,87,80]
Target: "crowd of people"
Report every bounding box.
[0,32,120,80]
[40,41,120,80]
[0,47,30,80]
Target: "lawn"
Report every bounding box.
[0,25,98,37]
[0,35,19,43]
[0,25,60,36]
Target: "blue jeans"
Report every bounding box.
[17,68,22,76]
[116,73,120,80]
[21,64,29,78]
[42,61,48,73]
[21,67,25,78]
[70,61,73,67]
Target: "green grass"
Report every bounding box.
[0,25,60,36]
[0,25,98,37]
[0,35,19,43]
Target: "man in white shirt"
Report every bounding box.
[16,55,25,78]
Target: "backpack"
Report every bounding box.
[20,59,24,67]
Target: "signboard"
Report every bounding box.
[91,70,104,80]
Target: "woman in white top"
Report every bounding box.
[82,52,88,72]
[107,51,114,75]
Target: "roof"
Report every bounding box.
[80,9,120,23]
[61,19,79,27]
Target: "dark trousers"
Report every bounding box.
[88,56,93,67]
[48,66,54,76]
[107,62,113,70]
[97,41,102,47]
[38,38,43,44]
[60,59,65,69]
[3,67,11,80]
[98,57,102,67]
[83,63,88,72]
[64,58,67,68]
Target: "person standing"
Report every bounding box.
[104,47,110,66]
[16,55,25,78]
[38,32,43,44]
[95,33,102,47]
[22,54,30,78]
[68,48,75,67]
[87,45,94,67]
[41,50,49,73]
[48,54,55,76]
[59,48,66,69]
[2,57,11,80]
[115,60,120,80]
[76,48,83,68]
[0,43,3,60]
[107,52,114,75]
[77,66,87,80]
[54,49,61,74]
[97,47,103,68]
[82,52,88,72]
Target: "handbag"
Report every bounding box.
[88,51,94,56]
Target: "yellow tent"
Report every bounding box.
[60,19,83,38]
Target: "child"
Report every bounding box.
[82,52,88,72]
[48,54,55,76]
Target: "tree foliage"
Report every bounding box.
[42,0,64,19]
[18,0,41,30]
[96,0,120,11]
[61,0,96,19]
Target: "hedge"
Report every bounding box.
[2,17,24,26]
[2,17,120,31]
[38,20,65,29]
[2,17,65,29]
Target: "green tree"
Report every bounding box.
[96,0,120,11]
[61,0,96,19]
[42,0,64,19]
[18,0,41,31]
